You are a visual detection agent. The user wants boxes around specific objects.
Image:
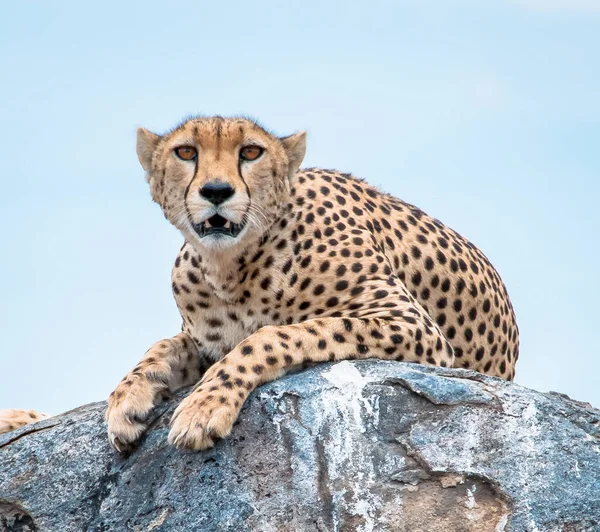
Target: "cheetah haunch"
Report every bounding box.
[1,116,519,451]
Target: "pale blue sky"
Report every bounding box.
[1,1,598,414]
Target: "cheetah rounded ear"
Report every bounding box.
[281,131,307,181]
[136,127,161,172]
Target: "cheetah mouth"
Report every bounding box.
[193,214,245,239]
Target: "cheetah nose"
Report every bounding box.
[199,181,235,205]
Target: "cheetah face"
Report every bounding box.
[136,117,306,254]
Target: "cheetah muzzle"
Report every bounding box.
[100,115,519,453]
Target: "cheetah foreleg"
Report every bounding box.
[106,332,208,452]
[168,315,453,450]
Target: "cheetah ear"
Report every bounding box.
[281,131,307,182]
[136,127,161,172]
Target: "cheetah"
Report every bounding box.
[0,116,519,451]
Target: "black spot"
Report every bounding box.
[391,334,404,344]
[282,258,293,274]
[300,256,312,268]
[326,296,339,307]
[336,280,349,291]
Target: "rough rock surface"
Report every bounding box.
[1,361,599,532]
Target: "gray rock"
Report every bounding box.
[1,361,599,531]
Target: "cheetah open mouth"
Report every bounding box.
[193,214,245,239]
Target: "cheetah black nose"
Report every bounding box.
[199,181,235,205]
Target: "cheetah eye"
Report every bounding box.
[174,146,197,161]
[240,145,264,162]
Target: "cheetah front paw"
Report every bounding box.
[168,387,240,451]
[105,378,159,453]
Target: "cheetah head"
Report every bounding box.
[136,116,306,253]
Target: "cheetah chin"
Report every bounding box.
[193,214,246,239]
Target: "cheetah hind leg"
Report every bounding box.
[0,409,50,435]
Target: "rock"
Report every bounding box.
[1,360,599,531]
